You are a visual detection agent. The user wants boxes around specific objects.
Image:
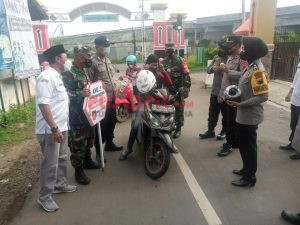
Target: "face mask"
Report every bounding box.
[84,59,92,68]
[218,50,227,58]
[103,47,110,55]
[149,67,157,74]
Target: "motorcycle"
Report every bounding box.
[137,88,178,179]
[115,76,136,122]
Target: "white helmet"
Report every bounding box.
[136,70,157,94]
[224,85,242,102]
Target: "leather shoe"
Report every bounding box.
[280,143,294,150]
[173,129,181,139]
[281,210,300,225]
[232,169,245,176]
[75,167,91,185]
[119,148,133,161]
[105,142,123,151]
[231,177,256,187]
[290,153,300,160]
[199,130,215,139]
[218,143,232,157]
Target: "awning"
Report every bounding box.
[234,18,250,36]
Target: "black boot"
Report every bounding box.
[105,142,123,151]
[199,130,215,139]
[173,129,181,139]
[217,143,232,157]
[231,176,256,187]
[119,148,133,161]
[83,158,101,169]
[281,210,300,225]
[216,130,226,140]
[75,167,91,185]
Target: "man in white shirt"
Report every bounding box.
[280,51,300,160]
[36,45,76,212]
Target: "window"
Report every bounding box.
[167,26,173,43]
[36,30,43,49]
[158,26,163,45]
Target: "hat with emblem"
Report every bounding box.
[73,45,91,55]
[94,36,110,47]
[165,43,175,50]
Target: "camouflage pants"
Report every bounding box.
[68,126,95,168]
[174,94,185,130]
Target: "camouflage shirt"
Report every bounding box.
[62,67,90,129]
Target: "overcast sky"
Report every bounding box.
[40,0,300,36]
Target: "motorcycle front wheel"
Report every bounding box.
[144,138,170,179]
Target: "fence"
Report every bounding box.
[271,42,300,81]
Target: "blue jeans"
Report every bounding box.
[127,99,144,150]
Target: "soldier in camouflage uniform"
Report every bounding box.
[62,46,100,185]
[163,43,191,139]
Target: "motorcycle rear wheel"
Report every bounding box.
[144,138,170,179]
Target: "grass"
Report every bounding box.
[0,100,36,147]
[186,56,207,70]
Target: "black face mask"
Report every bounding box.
[149,67,158,74]
[84,59,92,68]
[218,50,227,58]
[240,51,255,63]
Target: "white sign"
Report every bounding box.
[83,81,107,126]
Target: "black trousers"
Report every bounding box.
[225,104,238,147]
[238,123,258,178]
[207,94,226,132]
[289,104,300,142]
[95,100,117,154]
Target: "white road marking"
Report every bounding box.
[173,153,222,225]
[267,101,291,112]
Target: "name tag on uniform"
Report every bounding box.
[251,70,269,96]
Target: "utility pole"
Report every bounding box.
[132,27,137,55]
[242,0,246,23]
[141,0,146,61]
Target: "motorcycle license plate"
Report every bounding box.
[151,104,174,113]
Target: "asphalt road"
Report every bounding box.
[9,72,299,225]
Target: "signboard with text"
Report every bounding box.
[83,81,107,126]
[3,0,40,79]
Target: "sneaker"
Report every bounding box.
[53,184,77,194]
[37,198,59,212]
[216,131,226,140]
[218,143,233,157]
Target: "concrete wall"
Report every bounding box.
[0,70,36,112]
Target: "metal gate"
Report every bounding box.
[271,42,300,81]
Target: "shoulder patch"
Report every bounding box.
[251,70,269,96]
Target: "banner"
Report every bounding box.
[0,0,13,70]
[2,0,40,79]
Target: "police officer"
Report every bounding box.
[62,46,100,185]
[218,36,246,157]
[199,40,228,140]
[227,37,269,187]
[88,36,123,158]
[163,43,191,138]
[36,45,76,212]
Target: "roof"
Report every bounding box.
[28,0,49,21]
[234,19,250,35]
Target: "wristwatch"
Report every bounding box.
[51,126,58,133]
